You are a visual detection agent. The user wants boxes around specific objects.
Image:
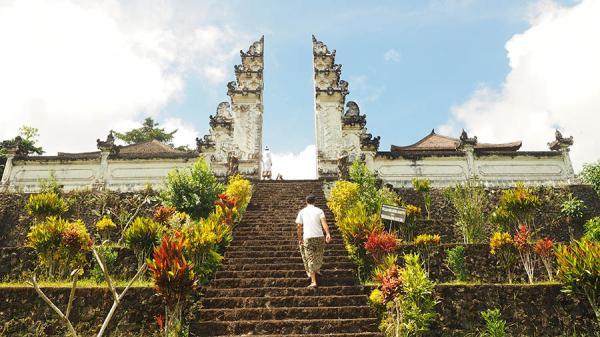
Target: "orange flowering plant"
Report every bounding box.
[514,224,536,284]
[534,237,555,281]
[490,231,517,283]
[364,230,399,265]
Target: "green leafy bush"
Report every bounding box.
[327,180,360,222]
[555,240,600,321]
[560,194,586,220]
[580,160,600,196]
[583,217,600,242]
[375,253,437,337]
[224,174,253,219]
[160,158,224,219]
[479,308,507,337]
[412,178,432,219]
[27,217,92,278]
[445,245,468,282]
[349,160,390,215]
[123,216,166,268]
[25,192,69,220]
[90,245,118,283]
[444,180,490,243]
[495,182,540,230]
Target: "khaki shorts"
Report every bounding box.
[299,236,325,274]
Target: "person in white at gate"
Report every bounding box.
[262,146,272,180]
[296,194,332,288]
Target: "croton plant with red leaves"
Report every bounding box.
[214,194,239,226]
[364,230,398,264]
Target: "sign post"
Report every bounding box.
[380,204,406,232]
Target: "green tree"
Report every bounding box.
[580,160,600,196]
[113,117,177,145]
[1,126,44,177]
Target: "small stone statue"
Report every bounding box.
[227,152,239,177]
[337,152,349,180]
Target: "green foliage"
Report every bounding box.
[560,194,586,220]
[160,159,224,220]
[412,178,432,220]
[555,240,600,320]
[27,217,92,278]
[445,245,468,282]
[327,180,360,221]
[113,117,177,145]
[90,245,118,283]
[583,217,600,242]
[378,253,437,337]
[0,126,44,177]
[25,192,69,220]
[494,182,540,230]
[349,160,383,215]
[337,202,383,245]
[444,180,490,243]
[479,308,507,337]
[38,171,62,194]
[580,160,600,196]
[123,217,166,268]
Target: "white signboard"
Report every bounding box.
[381,204,406,223]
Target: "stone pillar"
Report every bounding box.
[198,36,264,179]
[0,149,17,191]
[458,130,478,180]
[547,130,575,179]
[94,132,116,191]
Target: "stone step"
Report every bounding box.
[191,318,379,335]
[224,250,349,258]
[226,245,346,252]
[211,277,358,288]
[214,269,355,279]
[219,261,355,270]
[209,334,381,337]
[203,286,367,298]
[200,306,376,321]
[222,255,351,265]
[201,295,370,309]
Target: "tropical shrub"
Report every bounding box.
[445,245,468,282]
[414,234,441,275]
[327,180,360,222]
[224,174,252,218]
[95,216,116,241]
[495,182,540,230]
[365,230,399,265]
[375,253,437,337]
[148,231,197,336]
[90,245,118,283]
[350,160,383,215]
[534,237,555,281]
[160,158,224,219]
[444,180,490,243]
[38,172,62,194]
[513,224,536,284]
[490,231,517,283]
[25,192,69,221]
[27,217,92,278]
[153,206,177,225]
[479,308,507,337]
[412,178,431,219]
[583,216,600,242]
[555,240,600,321]
[123,217,166,268]
[580,160,600,196]
[560,194,586,231]
[214,193,238,227]
[337,202,383,245]
[400,204,422,242]
[168,212,192,229]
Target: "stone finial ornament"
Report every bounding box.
[196,135,216,152]
[241,36,264,57]
[216,102,232,118]
[361,132,381,151]
[312,35,335,57]
[342,101,366,128]
[548,129,574,151]
[458,129,478,148]
[96,131,117,153]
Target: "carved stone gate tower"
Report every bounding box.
[197,37,265,178]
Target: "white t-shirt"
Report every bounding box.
[262,151,272,170]
[295,205,325,240]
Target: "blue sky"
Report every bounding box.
[165,0,558,153]
[2,0,597,176]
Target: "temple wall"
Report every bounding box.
[370,152,575,188]
[1,157,196,192]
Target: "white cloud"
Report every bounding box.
[161,117,200,148]
[440,0,600,171]
[0,0,249,154]
[383,48,401,62]
[270,145,317,180]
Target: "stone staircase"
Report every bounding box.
[191,180,382,336]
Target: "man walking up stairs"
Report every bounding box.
[192,180,382,336]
